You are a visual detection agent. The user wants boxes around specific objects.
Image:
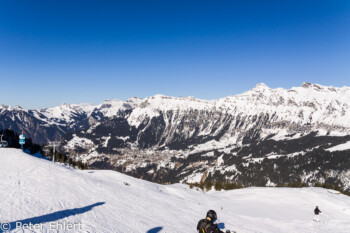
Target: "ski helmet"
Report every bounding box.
[206,210,217,221]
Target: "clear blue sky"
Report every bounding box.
[1,0,349,109]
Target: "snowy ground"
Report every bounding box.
[1,149,350,233]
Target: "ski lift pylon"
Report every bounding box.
[0,134,8,147]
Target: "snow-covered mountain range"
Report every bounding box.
[1,82,350,190]
[2,82,349,143]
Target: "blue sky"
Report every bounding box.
[0,0,349,109]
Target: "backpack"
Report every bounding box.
[197,219,219,233]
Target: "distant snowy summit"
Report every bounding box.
[1,82,350,144]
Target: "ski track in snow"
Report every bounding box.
[1,148,350,233]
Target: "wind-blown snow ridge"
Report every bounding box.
[1,148,350,233]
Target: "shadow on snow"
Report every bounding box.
[146,226,163,233]
[0,202,105,232]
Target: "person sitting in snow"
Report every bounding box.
[313,206,322,222]
[197,210,230,233]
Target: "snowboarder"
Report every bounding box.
[313,206,322,222]
[197,210,231,233]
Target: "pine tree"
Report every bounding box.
[77,160,83,170]
[214,180,222,191]
[204,181,213,191]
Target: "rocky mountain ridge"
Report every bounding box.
[1,82,350,190]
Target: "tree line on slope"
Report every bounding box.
[186,179,350,197]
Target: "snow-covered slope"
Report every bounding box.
[37,103,96,126]
[1,149,350,233]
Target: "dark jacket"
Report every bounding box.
[314,207,321,215]
[197,218,224,233]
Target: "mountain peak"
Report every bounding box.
[256,83,268,88]
[253,83,270,91]
[301,82,323,90]
[300,82,340,93]
[0,105,23,111]
[302,82,312,88]
[102,99,124,104]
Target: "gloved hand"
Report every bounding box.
[226,230,231,233]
